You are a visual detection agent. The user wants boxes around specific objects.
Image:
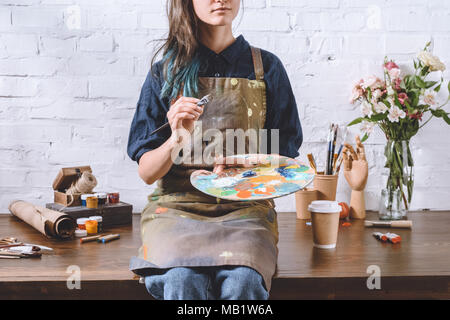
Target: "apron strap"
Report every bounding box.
[250,46,264,81]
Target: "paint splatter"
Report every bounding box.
[155,207,168,214]
[342,222,352,227]
[242,170,256,177]
[190,154,315,201]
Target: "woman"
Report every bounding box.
[127,0,302,300]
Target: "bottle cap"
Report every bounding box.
[76,218,89,225]
[95,192,107,198]
[75,229,88,237]
[81,194,95,200]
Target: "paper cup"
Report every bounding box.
[308,200,341,249]
[313,174,338,201]
[295,188,317,219]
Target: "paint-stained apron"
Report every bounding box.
[130,47,278,292]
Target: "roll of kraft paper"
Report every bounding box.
[8,200,76,239]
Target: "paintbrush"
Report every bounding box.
[365,220,412,229]
[335,156,344,174]
[325,124,332,175]
[329,124,338,174]
[149,94,212,136]
[336,127,348,159]
[332,153,338,173]
[307,153,317,173]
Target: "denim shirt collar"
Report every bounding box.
[197,34,248,65]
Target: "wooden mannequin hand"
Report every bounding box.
[343,135,368,191]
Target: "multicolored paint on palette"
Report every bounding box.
[190,154,315,201]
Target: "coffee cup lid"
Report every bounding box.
[308,200,341,213]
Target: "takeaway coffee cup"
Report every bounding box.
[313,174,338,201]
[295,188,317,219]
[308,200,341,249]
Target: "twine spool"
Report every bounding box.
[66,172,98,206]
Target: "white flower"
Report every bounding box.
[360,120,375,135]
[419,89,437,106]
[386,97,395,108]
[388,68,401,80]
[374,101,388,113]
[372,89,382,100]
[388,105,406,123]
[417,51,446,72]
[360,101,373,117]
[363,76,378,89]
[387,85,395,96]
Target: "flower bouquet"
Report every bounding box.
[348,42,450,219]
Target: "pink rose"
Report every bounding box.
[388,68,401,80]
[398,92,409,105]
[350,79,364,103]
[394,78,402,90]
[384,61,399,70]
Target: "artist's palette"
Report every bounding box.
[190,154,315,201]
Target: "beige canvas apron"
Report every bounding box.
[130,47,278,291]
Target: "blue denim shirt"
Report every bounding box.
[127,35,303,164]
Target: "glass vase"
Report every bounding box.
[378,139,414,220]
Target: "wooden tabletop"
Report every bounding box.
[1,211,449,299]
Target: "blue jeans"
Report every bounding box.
[144,266,269,300]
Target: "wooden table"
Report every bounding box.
[1,211,449,299]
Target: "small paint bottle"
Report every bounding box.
[85,220,98,235]
[76,218,89,230]
[86,196,98,209]
[107,192,120,204]
[95,192,107,206]
[81,194,94,206]
[89,216,103,233]
[75,229,88,238]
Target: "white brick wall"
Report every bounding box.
[1,0,449,213]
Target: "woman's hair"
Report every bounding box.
[151,0,201,102]
[151,0,243,102]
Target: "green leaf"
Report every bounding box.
[431,109,445,118]
[367,87,372,100]
[371,113,388,121]
[434,83,441,92]
[361,133,369,142]
[425,81,438,89]
[348,117,364,126]
[420,66,430,77]
[448,80,450,94]
[394,96,403,108]
[443,113,450,125]
[415,76,427,89]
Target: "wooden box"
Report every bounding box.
[45,202,133,228]
[52,166,92,207]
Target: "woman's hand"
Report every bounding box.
[167,96,203,136]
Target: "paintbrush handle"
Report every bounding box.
[149,122,170,136]
[149,94,211,137]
